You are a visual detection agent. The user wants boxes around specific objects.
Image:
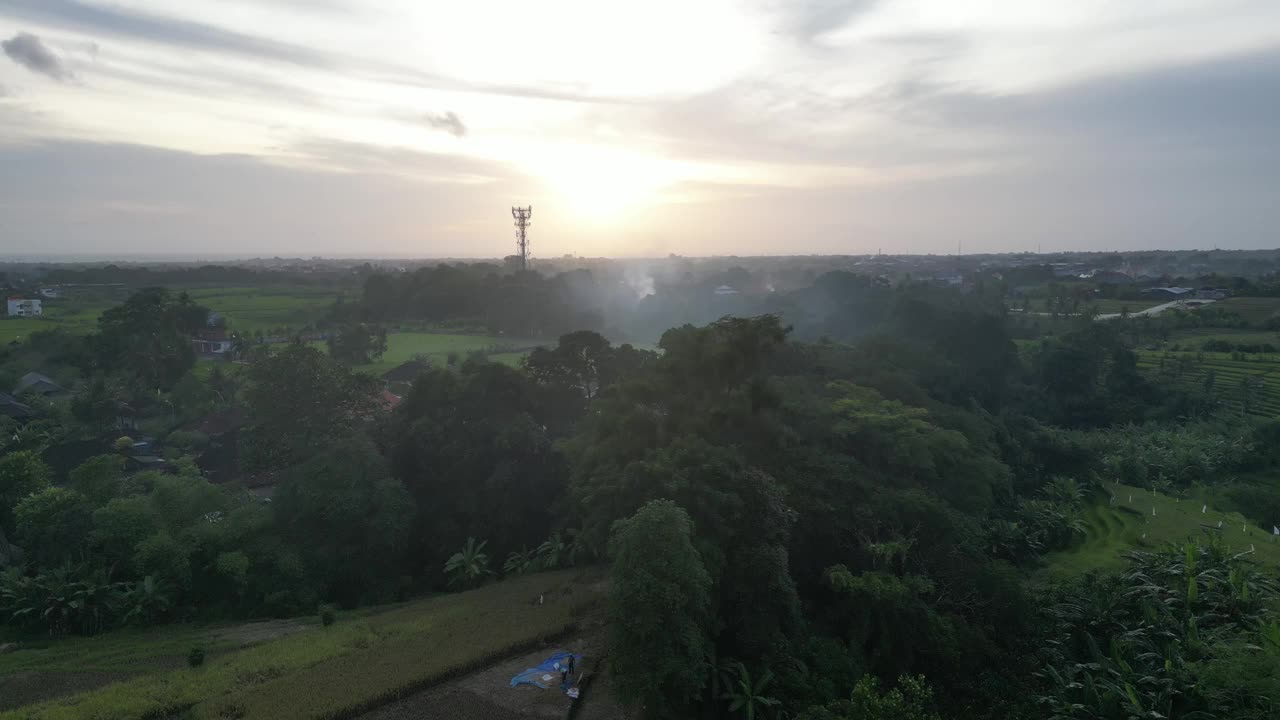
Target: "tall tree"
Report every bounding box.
[240,342,379,472]
[609,500,713,718]
[381,362,565,572]
[272,439,414,605]
[326,323,388,365]
[0,450,52,536]
[87,288,208,390]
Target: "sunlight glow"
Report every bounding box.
[524,144,690,221]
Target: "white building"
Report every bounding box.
[6,298,42,317]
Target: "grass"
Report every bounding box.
[1041,483,1280,581]
[1,569,602,720]
[341,332,547,376]
[1137,350,1280,417]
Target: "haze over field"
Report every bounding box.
[1,0,1279,257]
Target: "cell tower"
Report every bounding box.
[511,206,532,271]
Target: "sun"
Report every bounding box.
[528,144,683,221]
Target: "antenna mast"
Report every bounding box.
[511,206,532,271]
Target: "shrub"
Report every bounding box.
[188,646,206,668]
[321,606,336,627]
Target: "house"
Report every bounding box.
[381,359,431,390]
[1196,288,1230,300]
[0,393,31,419]
[192,326,232,355]
[126,455,168,472]
[183,407,247,484]
[13,372,65,398]
[379,389,403,411]
[6,298,42,317]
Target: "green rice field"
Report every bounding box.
[1,286,339,344]
[0,304,109,344]
[183,286,343,333]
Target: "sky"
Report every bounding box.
[0,0,1278,258]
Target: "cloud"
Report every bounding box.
[0,0,633,105]
[0,0,329,68]
[422,111,466,138]
[0,139,520,257]
[766,0,878,41]
[290,137,516,184]
[2,32,74,81]
[893,45,1280,159]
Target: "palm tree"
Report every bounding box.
[503,547,537,576]
[537,532,569,570]
[229,333,252,361]
[1044,476,1085,506]
[445,537,494,589]
[122,575,173,626]
[722,661,781,720]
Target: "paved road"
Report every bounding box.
[1096,298,1216,320]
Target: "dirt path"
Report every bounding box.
[210,617,311,647]
[360,624,631,720]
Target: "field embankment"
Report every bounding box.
[0,569,602,720]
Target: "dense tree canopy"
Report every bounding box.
[2,270,1279,720]
[239,342,379,472]
[85,287,208,390]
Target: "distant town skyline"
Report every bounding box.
[2,0,1279,257]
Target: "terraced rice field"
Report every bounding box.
[1164,328,1280,346]
[1042,483,1280,580]
[1213,296,1280,325]
[1137,350,1280,417]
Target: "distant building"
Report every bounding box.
[0,392,31,419]
[713,285,740,296]
[13,372,65,398]
[1087,270,1135,284]
[6,298,42,317]
[38,287,60,299]
[1143,287,1195,298]
[1196,288,1230,300]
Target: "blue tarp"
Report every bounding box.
[509,651,583,690]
